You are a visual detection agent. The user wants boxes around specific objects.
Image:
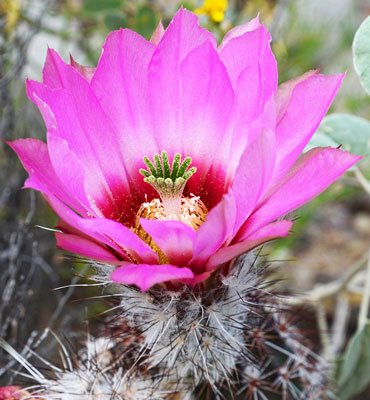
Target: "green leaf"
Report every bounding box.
[84,0,123,13]
[304,132,338,152]
[104,14,127,30]
[306,113,370,158]
[337,322,370,399]
[353,15,370,95]
[135,6,157,39]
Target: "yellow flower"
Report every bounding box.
[0,0,21,33]
[194,0,228,23]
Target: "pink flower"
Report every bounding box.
[10,9,360,291]
[0,386,30,400]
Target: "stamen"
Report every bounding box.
[135,196,208,261]
[139,151,197,218]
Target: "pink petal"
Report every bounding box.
[148,8,216,152]
[45,195,128,261]
[219,24,277,100]
[42,48,94,87]
[275,70,318,124]
[150,21,165,45]
[218,15,260,51]
[231,129,276,236]
[69,55,96,82]
[270,73,345,187]
[27,68,135,224]
[140,219,195,265]
[111,264,194,291]
[190,191,237,273]
[91,29,158,187]
[240,147,361,237]
[42,47,71,89]
[219,24,277,176]
[220,66,262,173]
[180,271,211,287]
[90,30,156,139]
[8,139,89,215]
[25,78,59,137]
[45,194,158,264]
[245,96,276,145]
[46,133,92,212]
[23,84,98,217]
[225,95,276,178]
[207,220,293,270]
[179,39,234,208]
[77,218,159,264]
[55,232,119,263]
[234,64,263,124]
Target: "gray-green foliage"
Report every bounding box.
[353,15,370,96]
[307,113,370,159]
[336,322,370,400]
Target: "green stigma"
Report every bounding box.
[139,151,197,200]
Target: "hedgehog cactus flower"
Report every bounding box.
[10,9,360,291]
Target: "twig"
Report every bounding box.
[316,302,332,361]
[284,252,369,306]
[329,294,350,356]
[354,165,370,196]
[47,265,90,329]
[358,249,370,330]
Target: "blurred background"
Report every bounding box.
[1,0,370,398]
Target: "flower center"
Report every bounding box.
[136,151,208,263]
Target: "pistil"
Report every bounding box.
[139,151,197,218]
